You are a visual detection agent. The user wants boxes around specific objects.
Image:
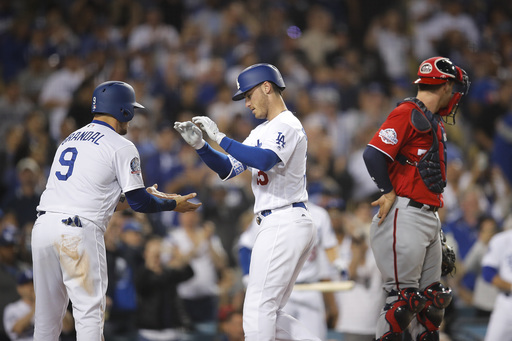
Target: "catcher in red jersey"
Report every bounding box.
[362,57,470,341]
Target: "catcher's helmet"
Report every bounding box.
[232,63,285,101]
[414,57,464,85]
[414,57,470,119]
[91,81,144,122]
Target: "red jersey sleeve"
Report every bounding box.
[367,102,443,206]
[368,105,414,161]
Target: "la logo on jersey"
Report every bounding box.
[130,157,141,175]
[275,132,285,150]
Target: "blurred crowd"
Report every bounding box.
[1,0,512,340]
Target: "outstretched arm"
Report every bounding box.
[192,116,281,171]
[125,185,201,213]
[196,142,237,179]
[174,121,247,179]
[219,137,280,171]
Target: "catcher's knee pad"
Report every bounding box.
[423,282,452,309]
[416,282,453,340]
[382,288,427,339]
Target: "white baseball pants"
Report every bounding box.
[32,212,107,341]
[243,206,320,341]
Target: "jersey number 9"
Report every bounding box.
[56,147,78,181]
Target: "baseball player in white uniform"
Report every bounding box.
[238,202,337,340]
[31,81,200,341]
[481,228,512,340]
[174,63,319,341]
[334,232,383,340]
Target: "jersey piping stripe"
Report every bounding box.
[393,208,400,292]
[367,144,394,162]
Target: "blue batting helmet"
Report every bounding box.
[232,63,286,101]
[91,81,144,122]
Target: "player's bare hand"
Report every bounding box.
[371,190,396,225]
[146,184,176,198]
[173,193,202,213]
[147,184,202,212]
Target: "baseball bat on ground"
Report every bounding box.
[293,281,355,292]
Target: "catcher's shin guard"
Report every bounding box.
[378,288,427,340]
[416,282,453,341]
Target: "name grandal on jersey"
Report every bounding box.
[61,131,105,145]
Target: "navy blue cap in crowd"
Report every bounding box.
[122,221,143,233]
[17,269,34,285]
[0,225,19,247]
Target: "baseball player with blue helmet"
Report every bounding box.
[174,64,319,341]
[31,81,201,341]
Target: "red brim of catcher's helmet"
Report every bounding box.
[413,77,450,85]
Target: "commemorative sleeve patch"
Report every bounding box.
[130,157,141,174]
[378,128,398,145]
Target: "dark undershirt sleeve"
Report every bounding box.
[125,188,176,212]
[363,146,394,194]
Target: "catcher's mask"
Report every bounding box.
[91,81,144,122]
[414,57,470,123]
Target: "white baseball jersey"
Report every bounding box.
[238,222,257,252]
[3,299,34,341]
[242,110,308,213]
[295,203,336,283]
[482,229,512,341]
[482,230,512,283]
[37,121,145,229]
[335,237,383,335]
[286,203,337,341]
[167,228,227,299]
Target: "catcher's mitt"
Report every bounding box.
[440,229,456,276]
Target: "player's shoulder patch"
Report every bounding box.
[378,128,398,145]
[130,157,141,175]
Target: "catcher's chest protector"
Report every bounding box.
[397,98,447,194]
